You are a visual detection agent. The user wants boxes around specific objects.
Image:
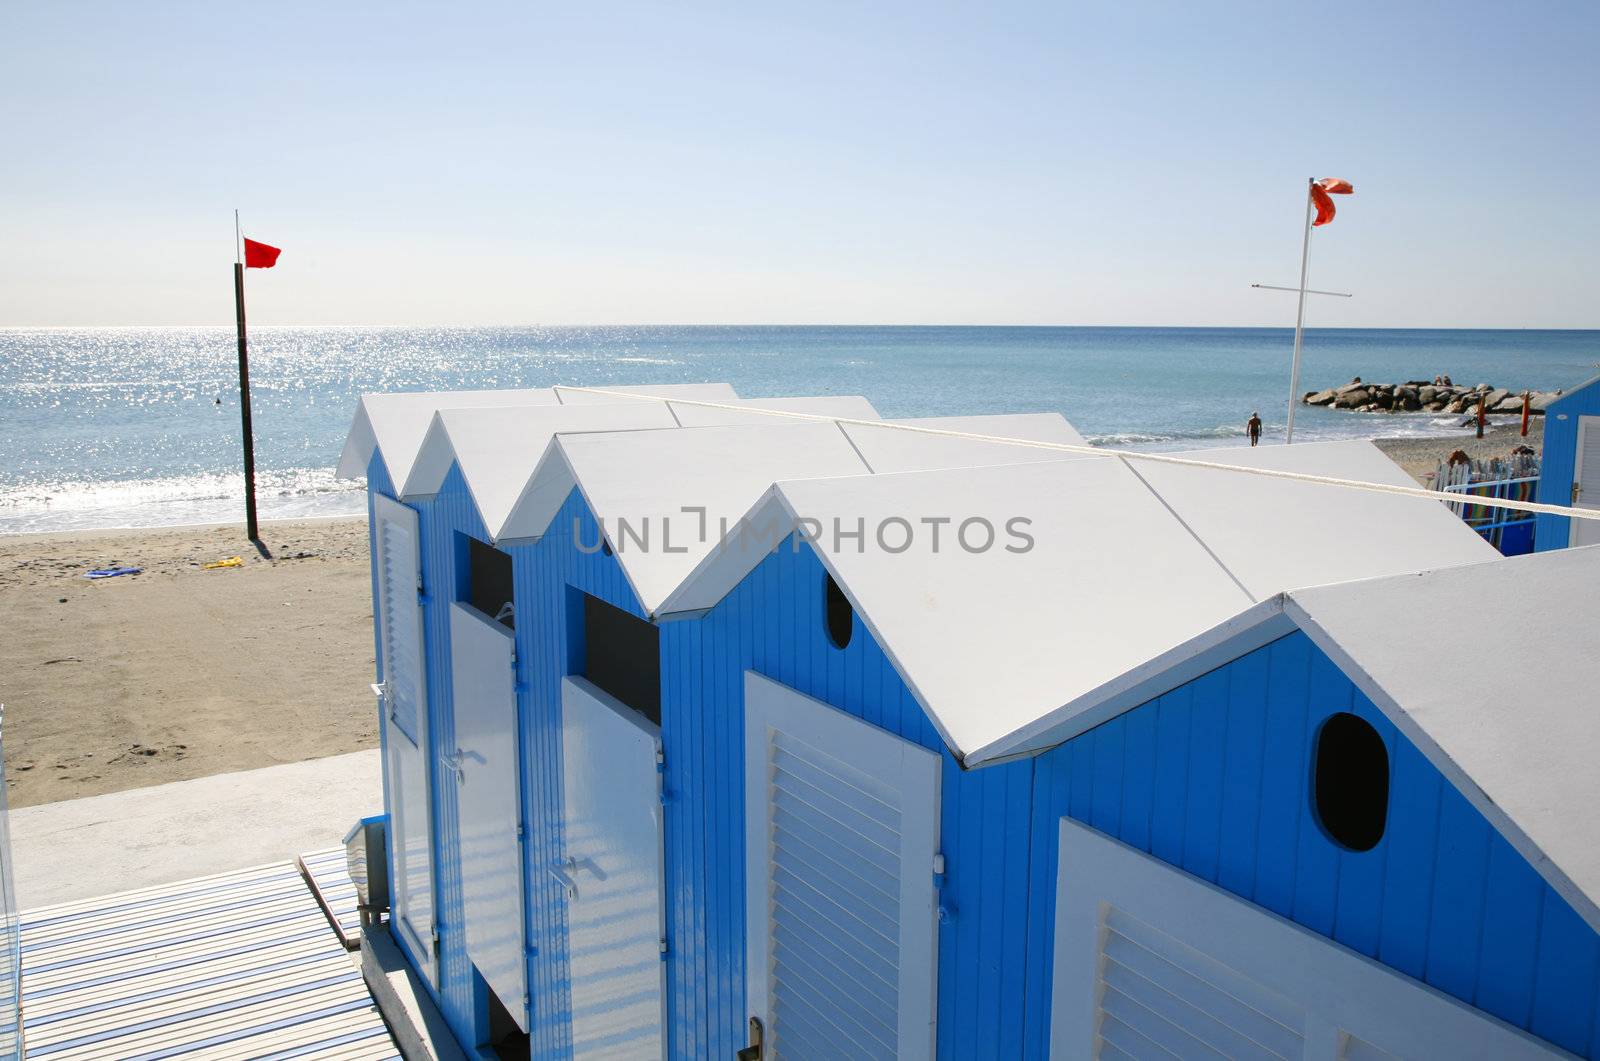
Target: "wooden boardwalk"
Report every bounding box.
[20,859,396,1059]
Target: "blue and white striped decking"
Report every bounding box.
[20,860,397,1059]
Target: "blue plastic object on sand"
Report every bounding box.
[84,567,141,579]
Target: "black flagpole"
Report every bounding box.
[233,211,260,544]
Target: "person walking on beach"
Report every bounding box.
[1247,411,1263,447]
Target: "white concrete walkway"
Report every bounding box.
[10,750,381,908]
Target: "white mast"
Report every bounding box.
[1284,178,1316,444]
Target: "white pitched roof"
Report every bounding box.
[515,423,872,612]
[666,439,1498,765]
[1286,545,1600,933]
[842,413,1086,473]
[334,383,741,484]
[495,411,1102,615]
[397,394,882,540]
[1135,440,1496,599]
[405,404,683,532]
[771,458,1255,759]
[672,395,881,426]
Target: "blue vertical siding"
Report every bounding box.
[1536,376,1600,550]
[378,462,1599,1059]
[662,534,1036,1060]
[415,466,490,1046]
[1021,630,1600,1058]
[410,472,651,1055]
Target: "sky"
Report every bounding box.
[2,1,1596,328]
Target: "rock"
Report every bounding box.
[1530,391,1562,413]
[1491,393,1525,413]
[1304,388,1338,406]
[1333,387,1371,409]
[1398,392,1423,411]
[1371,390,1395,409]
[1418,386,1438,403]
[1483,387,1511,409]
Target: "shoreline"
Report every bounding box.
[0,511,365,544]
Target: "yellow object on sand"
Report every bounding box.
[203,556,244,570]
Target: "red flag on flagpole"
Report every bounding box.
[243,237,282,268]
[1309,178,1354,227]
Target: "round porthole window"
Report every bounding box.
[823,573,853,649]
[1313,712,1389,852]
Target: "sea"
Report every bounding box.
[1,326,1596,535]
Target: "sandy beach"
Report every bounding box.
[0,518,376,808]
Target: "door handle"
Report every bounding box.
[440,749,466,785]
[548,858,580,901]
[736,1016,763,1060]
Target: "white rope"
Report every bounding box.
[553,385,1599,522]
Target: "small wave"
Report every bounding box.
[1087,424,1244,447]
[0,468,366,535]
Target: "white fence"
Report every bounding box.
[1432,453,1540,553]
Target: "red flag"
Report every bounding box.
[1309,177,1354,227]
[243,237,282,268]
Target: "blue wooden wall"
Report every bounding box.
[1536,376,1600,550]
[660,530,1036,1060]
[1023,630,1600,1059]
[389,467,663,1054]
[376,461,1600,1059]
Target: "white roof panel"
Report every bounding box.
[1287,545,1600,932]
[843,413,1086,473]
[1135,440,1497,599]
[335,388,560,481]
[405,404,682,533]
[335,383,741,484]
[545,423,871,613]
[774,458,1255,759]
[672,395,881,426]
[552,382,740,407]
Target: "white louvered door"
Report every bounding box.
[1051,818,1565,1059]
[743,672,941,1060]
[373,494,436,985]
[1573,416,1600,547]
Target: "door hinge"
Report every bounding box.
[659,937,669,957]
[736,1016,764,1061]
[1575,482,1583,503]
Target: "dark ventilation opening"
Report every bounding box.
[1314,712,1389,851]
[824,573,853,650]
[581,593,661,724]
[466,536,515,629]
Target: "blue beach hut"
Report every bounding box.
[1535,374,1600,550]
[344,386,1598,1059]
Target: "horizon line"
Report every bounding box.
[2,322,1598,332]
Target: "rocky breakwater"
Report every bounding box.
[1302,379,1565,415]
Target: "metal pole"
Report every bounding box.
[233,262,260,542]
[1284,178,1315,445]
